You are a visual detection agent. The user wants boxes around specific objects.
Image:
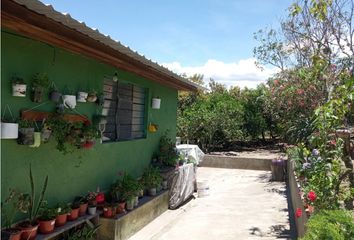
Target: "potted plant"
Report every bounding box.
[12,75,27,97]
[41,123,52,143]
[47,115,72,154]
[49,82,62,102]
[38,203,57,234]
[62,88,77,109]
[17,120,35,145]
[1,189,26,240]
[81,124,100,149]
[125,196,135,211]
[67,202,80,221]
[86,192,97,215]
[142,166,162,196]
[86,90,97,103]
[1,105,19,139]
[55,203,70,227]
[73,196,88,216]
[162,179,168,190]
[77,90,88,103]
[17,165,48,240]
[102,203,115,218]
[31,73,50,103]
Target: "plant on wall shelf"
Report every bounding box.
[47,115,73,154]
[31,73,50,103]
[11,75,27,97]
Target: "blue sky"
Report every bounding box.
[42,0,293,88]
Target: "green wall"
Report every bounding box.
[1,30,177,208]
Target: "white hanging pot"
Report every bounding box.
[1,122,19,139]
[152,98,161,109]
[77,92,88,102]
[12,83,27,97]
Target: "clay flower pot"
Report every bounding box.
[67,208,79,221]
[18,222,38,240]
[79,203,88,216]
[55,213,68,227]
[1,228,22,240]
[103,206,114,218]
[38,219,56,234]
[116,202,126,214]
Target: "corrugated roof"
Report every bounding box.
[10,0,201,90]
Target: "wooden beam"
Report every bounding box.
[1,0,197,91]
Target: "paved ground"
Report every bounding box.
[129,167,295,240]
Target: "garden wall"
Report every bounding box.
[287,159,308,238]
[1,30,178,207]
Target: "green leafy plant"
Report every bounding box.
[1,189,30,229]
[17,165,49,226]
[38,202,57,221]
[32,73,50,88]
[141,166,162,189]
[301,210,354,240]
[56,202,71,215]
[111,173,140,202]
[65,224,100,240]
[154,131,179,166]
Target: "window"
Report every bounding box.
[101,78,147,142]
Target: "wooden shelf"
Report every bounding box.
[36,211,101,240]
[21,110,90,123]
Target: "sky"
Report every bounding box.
[42,0,293,88]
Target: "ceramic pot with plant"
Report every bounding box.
[102,204,115,218]
[77,91,88,103]
[86,90,97,102]
[1,189,26,240]
[16,165,48,240]
[38,203,57,234]
[67,202,80,221]
[1,105,19,139]
[17,120,35,145]
[49,82,62,102]
[81,125,100,149]
[126,197,134,211]
[55,203,70,227]
[88,204,97,216]
[11,75,27,97]
[73,196,88,216]
[142,166,162,196]
[134,196,139,207]
[31,73,50,103]
[86,191,97,206]
[41,124,52,143]
[116,202,126,214]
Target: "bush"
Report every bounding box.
[302,210,354,240]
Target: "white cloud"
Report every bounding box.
[162,58,277,89]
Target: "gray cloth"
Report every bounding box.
[169,163,196,209]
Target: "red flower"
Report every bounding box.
[274,79,279,85]
[307,191,317,202]
[295,208,302,218]
[329,140,337,146]
[296,89,304,95]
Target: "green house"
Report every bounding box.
[1,0,198,212]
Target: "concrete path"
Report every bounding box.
[129,167,294,240]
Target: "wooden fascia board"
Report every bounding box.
[1,0,197,91]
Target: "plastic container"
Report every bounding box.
[197,180,209,197]
[271,159,285,181]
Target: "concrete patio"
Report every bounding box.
[129,167,295,240]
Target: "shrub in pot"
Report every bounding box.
[142,166,162,196]
[11,75,27,97]
[55,203,70,227]
[38,203,57,234]
[31,73,50,103]
[17,165,48,240]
